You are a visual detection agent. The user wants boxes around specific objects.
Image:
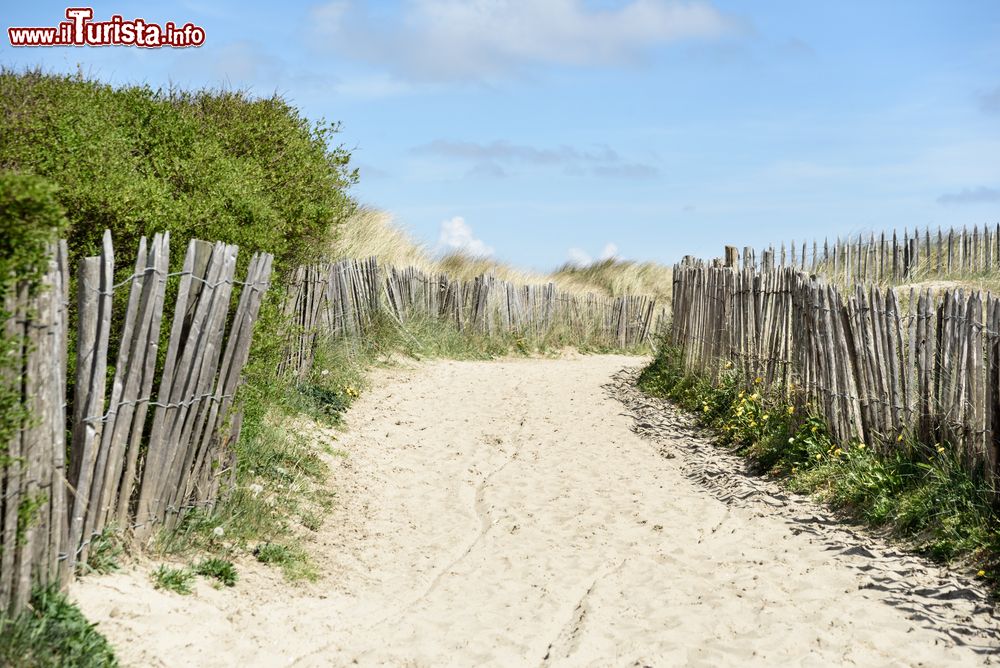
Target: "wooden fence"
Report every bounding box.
[671,260,1000,480]
[279,258,664,377]
[727,223,1000,286]
[1,231,272,615]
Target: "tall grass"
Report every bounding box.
[553,258,673,304]
[332,207,673,302]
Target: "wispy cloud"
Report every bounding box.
[438,216,494,256]
[413,139,619,165]
[978,86,1000,115]
[354,162,389,180]
[592,163,660,180]
[938,186,1000,206]
[413,139,658,179]
[567,247,592,266]
[308,0,744,82]
[565,242,619,266]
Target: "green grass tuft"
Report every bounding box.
[254,543,318,582]
[150,565,195,595]
[78,527,123,576]
[193,558,238,587]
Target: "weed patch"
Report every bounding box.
[194,558,238,587]
[254,543,318,581]
[0,586,117,668]
[150,565,195,595]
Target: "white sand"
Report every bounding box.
[73,355,998,666]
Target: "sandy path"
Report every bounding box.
[73,355,998,666]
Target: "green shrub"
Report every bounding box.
[0,68,356,271]
[0,170,67,465]
[0,586,117,667]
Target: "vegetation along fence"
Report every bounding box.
[671,259,1000,481]
[1,231,272,614]
[279,257,665,377]
[722,223,1000,286]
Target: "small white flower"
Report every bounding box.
[321,369,330,376]
[212,526,225,538]
[249,483,264,497]
[275,466,287,476]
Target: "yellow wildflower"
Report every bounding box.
[762,414,770,421]
[896,434,904,443]
[815,454,823,460]
[937,446,946,454]
[755,377,763,384]
[787,406,795,415]
[978,570,987,577]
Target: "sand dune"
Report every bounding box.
[73,355,999,666]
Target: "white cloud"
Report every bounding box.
[567,247,592,265]
[568,242,619,266]
[438,216,495,256]
[309,0,742,82]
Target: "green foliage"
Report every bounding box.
[254,542,317,581]
[150,565,195,595]
[77,527,122,576]
[0,170,67,465]
[16,493,48,547]
[639,345,1000,586]
[0,170,67,288]
[0,586,117,667]
[0,68,356,271]
[193,558,238,587]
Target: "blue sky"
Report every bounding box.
[2,1,999,270]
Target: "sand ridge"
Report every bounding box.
[72,355,999,666]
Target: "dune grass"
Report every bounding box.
[331,207,673,303]
[552,258,673,304]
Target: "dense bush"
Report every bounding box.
[0,170,67,461]
[0,68,357,272]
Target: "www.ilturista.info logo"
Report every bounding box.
[8,8,205,48]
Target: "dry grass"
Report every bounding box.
[330,208,672,304]
[553,259,673,304]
